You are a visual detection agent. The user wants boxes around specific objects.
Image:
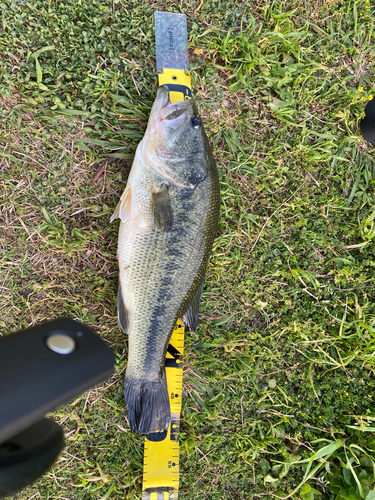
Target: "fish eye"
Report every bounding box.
[191,117,201,129]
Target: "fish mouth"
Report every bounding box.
[142,86,195,186]
[155,85,193,122]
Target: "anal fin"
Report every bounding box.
[117,282,129,334]
[183,275,205,332]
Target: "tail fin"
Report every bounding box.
[124,372,170,434]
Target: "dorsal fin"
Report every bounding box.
[182,276,205,332]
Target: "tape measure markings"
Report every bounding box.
[142,321,185,499]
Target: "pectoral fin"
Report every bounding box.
[182,276,205,332]
[151,183,173,231]
[110,187,132,223]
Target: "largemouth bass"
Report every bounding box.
[111,86,220,434]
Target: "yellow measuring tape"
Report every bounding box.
[142,319,185,500]
[158,69,192,104]
[142,69,192,500]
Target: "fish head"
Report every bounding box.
[143,86,209,189]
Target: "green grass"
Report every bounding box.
[1,0,375,498]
